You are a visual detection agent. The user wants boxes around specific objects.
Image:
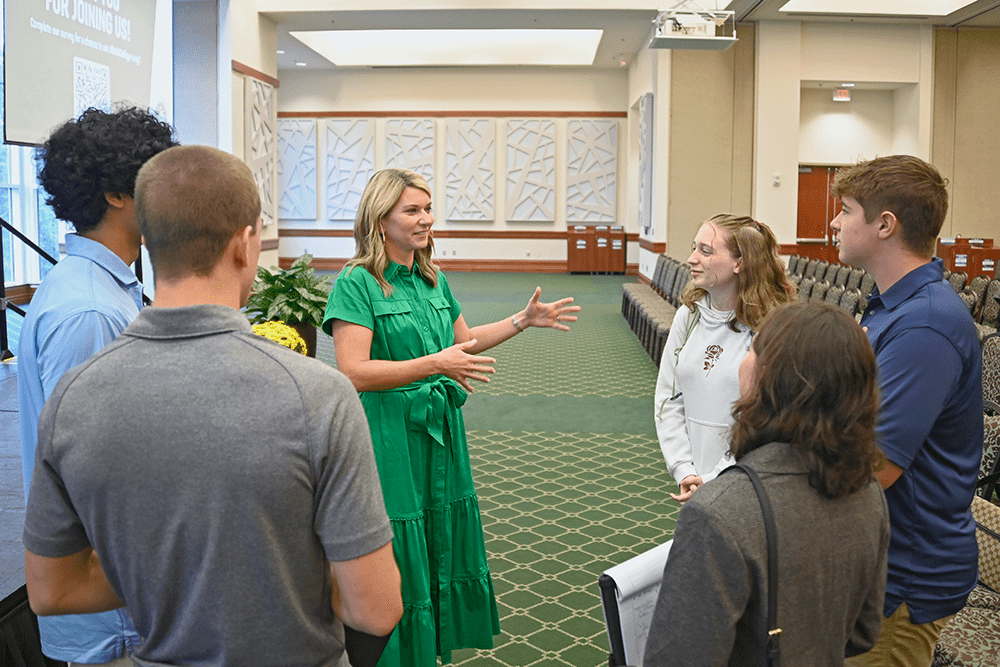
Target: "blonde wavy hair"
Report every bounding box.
[680,214,796,331]
[345,168,438,297]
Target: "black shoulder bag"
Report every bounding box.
[724,464,781,667]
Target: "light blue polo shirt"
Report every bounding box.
[18,232,142,662]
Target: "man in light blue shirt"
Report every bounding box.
[18,106,176,665]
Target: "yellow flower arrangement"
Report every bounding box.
[251,321,308,355]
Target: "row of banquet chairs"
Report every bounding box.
[623,253,870,366]
[621,255,690,366]
[788,254,1000,338]
[624,253,1000,367]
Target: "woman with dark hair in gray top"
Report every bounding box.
[645,301,890,667]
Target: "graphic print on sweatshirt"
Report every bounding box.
[703,344,723,373]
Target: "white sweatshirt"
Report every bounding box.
[653,300,752,485]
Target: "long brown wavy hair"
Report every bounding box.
[730,301,883,499]
[680,214,796,331]
[344,168,438,297]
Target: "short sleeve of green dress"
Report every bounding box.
[324,262,500,667]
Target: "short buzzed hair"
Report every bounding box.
[832,155,948,257]
[135,146,260,280]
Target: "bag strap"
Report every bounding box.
[726,463,781,666]
[655,308,702,418]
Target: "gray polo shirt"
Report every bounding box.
[25,304,393,667]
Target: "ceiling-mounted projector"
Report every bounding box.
[649,10,737,50]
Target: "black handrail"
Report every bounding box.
[1,214,150,360]
[0,215,52,360]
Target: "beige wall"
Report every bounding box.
[229,0,277,77]
[626,44,661,279]
[754,20,802,245]
[279,67,627,114]
[754,21,934,246]
[226,0,280,268]
[799,89,895,165]
[666,23,755,261]
[932,28,1000,240]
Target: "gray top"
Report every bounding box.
[644,442,889,667]
[25,305,393,667]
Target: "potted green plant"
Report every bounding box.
[244,254,332,357]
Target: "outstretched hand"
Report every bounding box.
[521,287,580,331]
[435,339,496,393]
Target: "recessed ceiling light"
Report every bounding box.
[780,0,976,16]
[295,61,307,67]
[277,50,285,54]
[842,83,855,87]
[289,29,603,67]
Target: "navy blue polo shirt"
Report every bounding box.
[861,257,981,623]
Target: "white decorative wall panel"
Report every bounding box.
[638,93,654,236]
[245,78,277,226]
[324,119,376,222]
[445,119,495,221]
[505,119,555,222]
[277,119,317,220]
[566,120,617,222]
[385,119,435,189]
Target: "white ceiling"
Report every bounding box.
[260,1,1000,72]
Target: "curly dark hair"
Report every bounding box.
[35,106,177,233]
[730,301,883,499]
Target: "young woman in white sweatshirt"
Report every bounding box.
[654,214,795,502]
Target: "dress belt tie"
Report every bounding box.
[406,377,467,447]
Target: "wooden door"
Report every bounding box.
[797,166,841,244]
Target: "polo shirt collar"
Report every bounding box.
[867,257,943,311]
[65,233,140,289]
[128,304,252,339]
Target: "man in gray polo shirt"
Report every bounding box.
[23,145,402,666]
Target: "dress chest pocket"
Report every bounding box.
[371,299,420,358]
[426,296,455,346]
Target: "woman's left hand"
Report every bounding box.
[521,287,580,331]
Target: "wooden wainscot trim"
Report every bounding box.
[278,111,627,119]
[281,257,569,274]
[638,238,666,254]
[278,228,567,240]
[232,60,280,88]
[280,257,349,271]
[780,243,840,262]
[5,283,37,305]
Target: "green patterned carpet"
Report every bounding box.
[316,272,681,667]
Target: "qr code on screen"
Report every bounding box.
[73,57,111,117]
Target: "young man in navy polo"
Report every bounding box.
[832,155,981,667]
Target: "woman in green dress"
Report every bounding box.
[323,168,580,667]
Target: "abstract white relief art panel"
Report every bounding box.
[325,119,376,222]
[245,78,277,226]
[638,93,654,236]
[385,119,435,190]
[445,119,495,221]
[505,119,555,222]
[277,119,317,220]
[566,119,617,222]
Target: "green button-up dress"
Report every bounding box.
[324,262,500,667]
